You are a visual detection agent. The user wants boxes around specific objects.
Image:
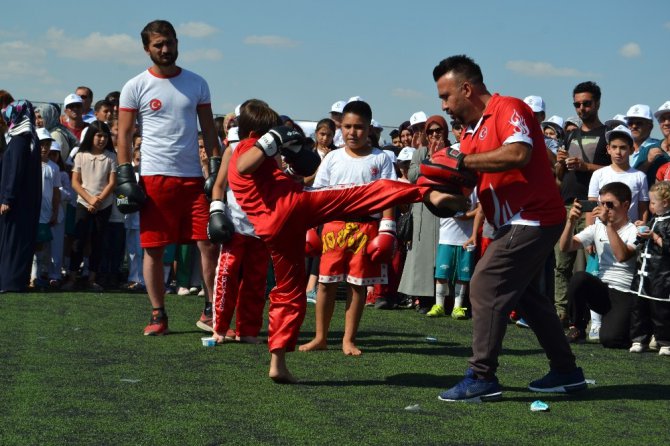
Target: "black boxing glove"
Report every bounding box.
[203,156,221,200]
[284,141,321,177]
[115,163,146,214]
[207,200,235,244]
[254,126,303,157]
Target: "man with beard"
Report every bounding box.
[116,20,222,336]
[432,55,585,402]
[553,81,610,326]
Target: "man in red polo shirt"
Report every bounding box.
[432,55,586,402]
[115,20,222,336]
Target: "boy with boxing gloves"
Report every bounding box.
[220,98,469,383]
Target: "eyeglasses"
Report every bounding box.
[598,201,616,209]
[573,100,593,108]
[627,119,649,127]
[426,128,443,136]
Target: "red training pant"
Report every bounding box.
[212,233,269,337]
[260,179,430,352]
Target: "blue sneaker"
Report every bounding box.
[438,369,502,402]
[528,367,587,393]
[306,289,317,304]
[516,318,530,328]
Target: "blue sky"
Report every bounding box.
[2,0,669,139]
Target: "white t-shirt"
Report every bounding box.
[587,165,649,221]
[574,220,638,292]
[40,161,61,224]
[439,189,478,245]
[119,67,211,177]
[313,147,397,188]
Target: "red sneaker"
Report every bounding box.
[196,312,213,333]
[143,315,169,336]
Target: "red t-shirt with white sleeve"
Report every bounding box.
[459,94,565,229]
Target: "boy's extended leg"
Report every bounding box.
[299,282,337,351]
[343,284,367,355]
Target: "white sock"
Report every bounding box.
[454,283,467,308]
[590,310,602,328]
[435,283,448,307]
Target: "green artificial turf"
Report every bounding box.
[0,292,668,445]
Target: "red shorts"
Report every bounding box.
[139,175,209,248]
[319,220,387,286]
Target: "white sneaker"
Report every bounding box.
[177,287,191,296]
[629,342,647,353]
[659,346,670,356]
[649,335,658,350]
[588,325,600,342]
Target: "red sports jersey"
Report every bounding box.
[459,94,565,229]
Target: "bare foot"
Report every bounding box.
[269,370,298,384]
[237,335,263,344]
[269,350,297,384]
[342,342,362,356]
[212,332,226,344]
[298,338,328,352]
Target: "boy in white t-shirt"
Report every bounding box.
[31,129,61,287]
[300,101,397,356]
[587,125,649,223]
[427,184,478,320]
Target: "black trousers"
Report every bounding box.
[568,271,633,348]
[69,204,112,275]
[630,295,670,347]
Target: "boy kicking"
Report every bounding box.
[218,99,468,383]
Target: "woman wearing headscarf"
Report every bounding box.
[36,103,78,161]
[398,115,451,311]
[0,100,42,292]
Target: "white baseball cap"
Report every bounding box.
[49,141,62,152]
[227,126,239,143]
[604,114,627,129]
[234,104,242,117]
[654,101,670,122]
[625,104,653,121]
[564,116,582,129]
[541,115,564,132]
[605,125,634,144]
[371,119,383,129]
[397,146,416,162]
[347,96,364,103]
[330,100,345,114]
[409,111,427,127]
[523,95,545,113]
[63,93,83,108]
[36,127,54,141]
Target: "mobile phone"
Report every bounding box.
[577,200,597,212]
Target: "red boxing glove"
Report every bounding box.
[305,228,322,257]
[367,218,397,263]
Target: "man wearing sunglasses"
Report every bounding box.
[559,182,638,348]
[554,81,610,326]
[625,104,667,184]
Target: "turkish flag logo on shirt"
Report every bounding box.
[149,99,162,111]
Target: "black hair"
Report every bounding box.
[573,81,601,102]
[141,20,177,47]
[238,99,281,139]
[105,91,120,105]
[78,120,115,154]
[342,100,372,124]
[599,181,631,205]
[432,54,484,84]
[399,121,412,133]
[389,129,400,138]
[315,118,336,135]
[94,100,112,112]
[76,86,93,99]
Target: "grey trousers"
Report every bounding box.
[468,223,577,379]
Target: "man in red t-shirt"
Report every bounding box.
[432,55,586,403]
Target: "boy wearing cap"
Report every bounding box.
[588,125,649,224]
[32,128,61,287]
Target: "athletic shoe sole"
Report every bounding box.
[528,380,587,393]
[438,391,502,403]
[196,320,214,333]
